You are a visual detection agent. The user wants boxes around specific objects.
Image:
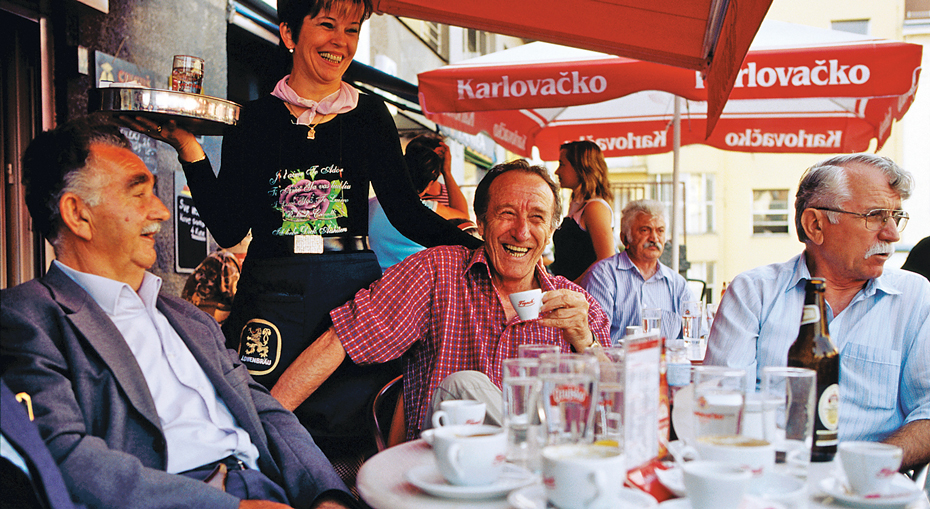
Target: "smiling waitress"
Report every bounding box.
[137,0,481,463]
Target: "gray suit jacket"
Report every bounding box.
[0,264,349,509]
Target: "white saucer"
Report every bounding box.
[507,484,658,509]
[405,463,536,500]
[420,429,435,446]
[818,475,924,508]
[658,495,785,509]
[655,465,686,497]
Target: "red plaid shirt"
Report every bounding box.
[331,245,611,439]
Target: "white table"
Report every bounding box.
[357,439,516,509]
[357,439,929,509]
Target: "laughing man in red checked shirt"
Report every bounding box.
[270,159,611,440]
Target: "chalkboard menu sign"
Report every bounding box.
[176,194,207,273]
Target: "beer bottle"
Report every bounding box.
[787,278,840,462]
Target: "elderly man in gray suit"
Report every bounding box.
[0,116,354,509]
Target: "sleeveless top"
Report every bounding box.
[550,198,613,281]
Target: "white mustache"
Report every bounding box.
[643,241,662,249]
[142,223,162,235]
[864,241,894,259]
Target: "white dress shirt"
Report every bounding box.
[704,253,930,442]
[56,261,259,473]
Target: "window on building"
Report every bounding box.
[753,189,790,235]
[466,28,487,54]
[831,19,870,35]
[423,21,442,53]
[906,0,930,19]
[653,173,715,235]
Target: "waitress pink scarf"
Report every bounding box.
[271,75,359,126]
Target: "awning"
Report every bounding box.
[372,0,774,136]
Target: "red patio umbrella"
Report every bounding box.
[373,0,774,137]
[416,21,922,160]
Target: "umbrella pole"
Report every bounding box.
[671,96,681,274]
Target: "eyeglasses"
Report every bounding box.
[812,207,909,232]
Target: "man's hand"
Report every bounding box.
[883,419,930,472]
[538,289,593,351]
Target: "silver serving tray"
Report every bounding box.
[90,87,241,135]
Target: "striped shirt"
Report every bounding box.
[705,253,930,442]
[580,251,696,343]
[331,245,611,439]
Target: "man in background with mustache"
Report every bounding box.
[705,154,929,471]
[581,199,699,343]
[0,116,354,509]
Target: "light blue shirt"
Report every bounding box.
[55,261,260,473]
[581,251,696,342]
[704,253,930,443]
[368,196,433,272]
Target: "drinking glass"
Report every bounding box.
[762,367,816,478]
[518,343,560,359]
[642,308,662,336]
[502,358,545,472]
[538,354,599,445]
[170,55,204,94]
[692,366,747,439]
[594,361,624,445]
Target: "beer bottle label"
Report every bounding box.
[800,304,820,325]
[818,383,840,431]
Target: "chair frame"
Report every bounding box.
[371,375,405,452]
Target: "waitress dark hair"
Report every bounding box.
[278,0,374,40]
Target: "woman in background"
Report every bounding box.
[551,140,616,282]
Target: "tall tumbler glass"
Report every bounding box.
[762,367,816,478]
[692,366,747,439]
[518,343,561,359]
[681,300,704,358]
[595,361,624,446]
[538,354,599,445]
[642,308,662,336]
[502,358,545,472]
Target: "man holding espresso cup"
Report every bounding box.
[269,159,611,440]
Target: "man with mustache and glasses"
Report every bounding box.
[581,199,699,343]
[0,116,355,509]
[705,154,929,472]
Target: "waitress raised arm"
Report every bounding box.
[137,0,481,465]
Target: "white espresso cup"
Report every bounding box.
[509,289,544,321]
[838,441,903,496]
[692,435,775,478]
[431,399,486,428]
[542,444,625,509]
[683,460,752,509]
[432,424,507,486]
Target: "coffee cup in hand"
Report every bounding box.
[431,399,486,428]
[432,425,507,486]
[509,289,543,321]
[838,441,903,496]
[542,444,625,509]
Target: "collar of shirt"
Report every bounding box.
[465,247,561,291]
[614,250,670,283]
[792,252,902,300]
[54,260,161,317]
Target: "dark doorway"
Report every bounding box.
[2,7,43,289]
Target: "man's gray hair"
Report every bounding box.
[620,199,666,244]
[795,153,913,242]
